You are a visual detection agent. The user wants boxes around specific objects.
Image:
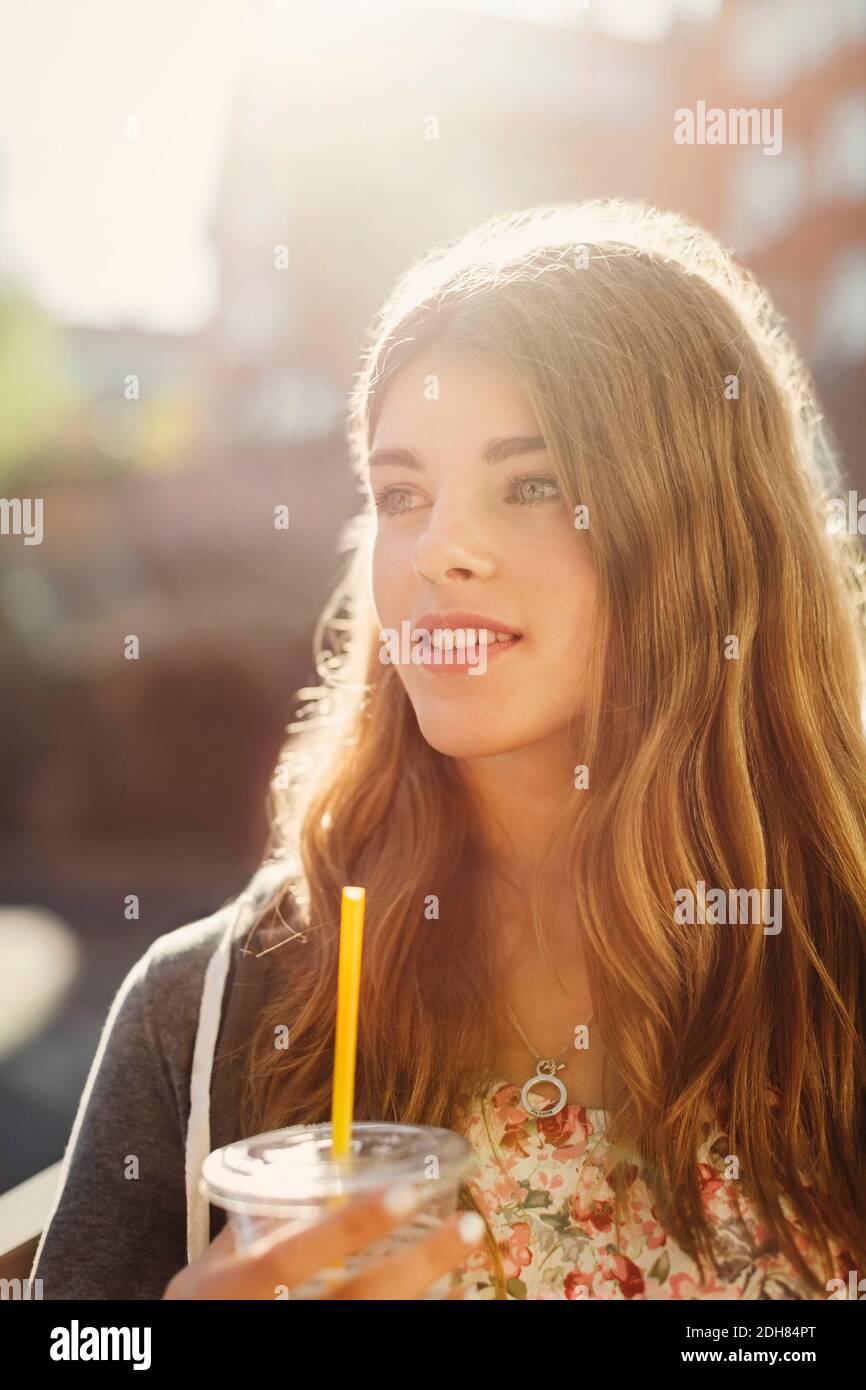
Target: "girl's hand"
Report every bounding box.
[162,1184,486,1300]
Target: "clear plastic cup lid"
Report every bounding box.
[200,1121,478,1211]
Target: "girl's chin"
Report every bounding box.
[414,714,530,760]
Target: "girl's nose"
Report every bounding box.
[410,502,497,584]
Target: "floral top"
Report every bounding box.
[452,1077,847,1300]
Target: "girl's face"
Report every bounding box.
[367,346,596,760]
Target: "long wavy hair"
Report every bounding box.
[237,199,866,1298]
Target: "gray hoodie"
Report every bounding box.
[30,857,298,1299]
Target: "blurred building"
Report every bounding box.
[204,0,865,478]
[682,0,866,479]
[203,6,678,443]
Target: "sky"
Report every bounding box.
[0,0,719,333]
[0,0,251,331]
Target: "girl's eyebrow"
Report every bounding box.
[367,435,548,471]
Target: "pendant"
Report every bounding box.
[520,1057,567,1118]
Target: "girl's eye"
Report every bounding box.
[371,474,561,515]
[371,486,422,517]
[508,474,561,506]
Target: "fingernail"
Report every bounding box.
[382,1183,419,1219]
[457,1211,486,1246]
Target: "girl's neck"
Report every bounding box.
[458,733,576,894]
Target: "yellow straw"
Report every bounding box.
[321,886,365,1285]
[331,885,366,1156]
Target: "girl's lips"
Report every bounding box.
[412,612,523,639]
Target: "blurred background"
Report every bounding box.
[0,0,864,1192]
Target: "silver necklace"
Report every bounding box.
[503,999,595,1118]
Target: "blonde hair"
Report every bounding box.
[239,200,866,1298]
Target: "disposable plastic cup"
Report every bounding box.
[200,1121,479,1299]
